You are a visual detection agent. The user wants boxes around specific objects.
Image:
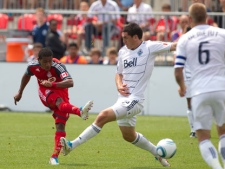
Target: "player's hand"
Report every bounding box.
[178,87,186,97]
[14,93,22,105]
[40,80,52,87]
[118,84,130,96]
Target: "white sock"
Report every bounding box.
[71,123,101,150]
[187,109,195,132]
[131,132,158,156]
[199,140,223,169]
[218,134,225,168]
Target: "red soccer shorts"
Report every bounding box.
[38,88,69,124]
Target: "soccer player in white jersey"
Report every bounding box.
[60,22,176,167]
[183,26,196,138]
[175,3,225,169]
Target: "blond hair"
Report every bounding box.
[189,3,207,23]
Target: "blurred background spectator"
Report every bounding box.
[27,42,43,62]
[182,0,212,11]
[60,42,88,64]
[85,0,120,52]
[171,15,189,42]
[127,0,153,40]
[88,48,103,64]
[214,0,225,28]
[103,47,118,65]
[64,1,91,50]
[155,4,177,41]
[45,19,67,60]
[32,8,48,47]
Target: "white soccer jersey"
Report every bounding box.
[117,41,171,100]
[175,25,225,97]
[127,2,153,26]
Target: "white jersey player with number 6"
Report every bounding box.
[175,3,225,169]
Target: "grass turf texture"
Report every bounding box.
[0,112,216,169]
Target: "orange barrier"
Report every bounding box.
[6,38,32,62]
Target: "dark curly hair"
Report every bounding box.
[38,47,53,59]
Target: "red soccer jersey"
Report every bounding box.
[25,59,72,103]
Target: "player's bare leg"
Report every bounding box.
[49,123,66,165]
[55,98,93,120]
[60,108,116,155]
[119,126,170,167]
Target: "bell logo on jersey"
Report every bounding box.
[124,58,137,68]
[60,72,69,79]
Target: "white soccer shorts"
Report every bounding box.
[111,98,144,127]
[192,91,225,130]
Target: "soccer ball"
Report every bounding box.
[156,138,176,159]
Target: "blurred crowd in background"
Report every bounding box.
[0,0,224,65]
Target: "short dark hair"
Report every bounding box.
[122,22,143,39]
[162,3,171,10]
[68,42,79,49]
[38,48,53,59]
[49,19,58,25]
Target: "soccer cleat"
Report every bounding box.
[80,100,93,120]
[60,137,72,156]
[49,157,59,165]
[190,132,197,138]
[155,157,171,167]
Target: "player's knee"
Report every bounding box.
[95,110,114,127]
[55,98,63,107]
[217,124,225,136]
[56,123,65,131]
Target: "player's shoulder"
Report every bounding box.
[213,26,225,34]
[52,59,67,71]
[144,40,164,46]
[28,59,39,67]
[118,45,128,56]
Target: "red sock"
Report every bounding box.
[58,102,81,116]
[51,131,66,158]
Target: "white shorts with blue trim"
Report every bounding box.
[111,98,144,127]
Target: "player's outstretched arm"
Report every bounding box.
[174,68,186,97]
[41,78,73,88]
[170,42,177,51]
[14,74,31,105]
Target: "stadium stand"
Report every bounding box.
[0,0,222,65]
[18,13,36,31]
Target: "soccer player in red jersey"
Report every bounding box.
[14,48,93,165]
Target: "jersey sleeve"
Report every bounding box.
[148,41,171,54]
[25,64,34,76]
[53,62,72,80]
[174,35,187,68]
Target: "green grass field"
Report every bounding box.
[0,112,218,169]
